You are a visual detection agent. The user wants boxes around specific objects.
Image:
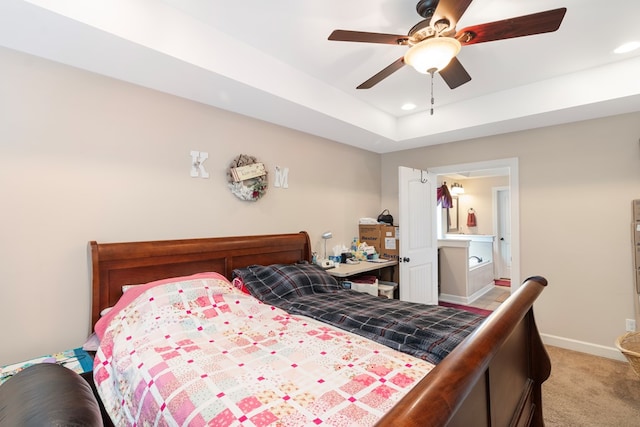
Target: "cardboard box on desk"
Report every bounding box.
[358,225,381,252]
[359,224,399,283]
[359,224,399,260]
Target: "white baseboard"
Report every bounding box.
[541,333,627,362]
[438,293,468,305]
[439,283,495,305]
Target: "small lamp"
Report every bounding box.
[321,231,333,260]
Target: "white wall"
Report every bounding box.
[382,112,640,359]
[0,47,382,365]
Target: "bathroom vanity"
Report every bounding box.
[438,234,496,304]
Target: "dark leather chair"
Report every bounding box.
[0,363,102,426]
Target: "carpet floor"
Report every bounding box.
[543,345,640,426]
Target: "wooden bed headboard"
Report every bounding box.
[89,231,312,329]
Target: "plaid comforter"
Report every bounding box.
[233,264,486,364]
[281,292,484,364]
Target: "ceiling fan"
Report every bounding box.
[328,0,567,91]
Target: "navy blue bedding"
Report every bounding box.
[233,263,486,364]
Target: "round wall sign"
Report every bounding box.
[227,154,268,201]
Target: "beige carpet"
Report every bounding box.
[543,345,640,426]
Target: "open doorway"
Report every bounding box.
[430,158,520,291]
[494,186,511,280]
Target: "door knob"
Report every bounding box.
[402,257,410,263]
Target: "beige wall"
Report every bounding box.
[439,175,509,235]
[3,45,639,365]
[0,47,382,366]
[382,112,640,358]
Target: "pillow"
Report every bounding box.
[95,272,238,339]
[232,263,342,305]
[231,277,251,294]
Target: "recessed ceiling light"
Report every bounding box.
[401,103,416,111]
[614,41,640,54]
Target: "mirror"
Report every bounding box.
[447,196,459,233]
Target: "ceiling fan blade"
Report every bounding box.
[455,8,567,45]
[439,57,472,89]
[432,0,474,30]
[357,57,406,89]
[328,30,409,45]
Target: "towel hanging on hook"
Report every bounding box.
[467,208,477,227]
[437,181,452,208]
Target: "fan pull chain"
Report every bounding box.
[428,68,436,115]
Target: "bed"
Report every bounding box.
[89,231,551,426]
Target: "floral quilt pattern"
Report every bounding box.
[94,273,434,426]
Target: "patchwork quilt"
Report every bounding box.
[93,273,434,426]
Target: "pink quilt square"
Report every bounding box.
[161,350,181,361]
[361,384,396,405]
[238,396,262,413]
[209,408,237,426]
[328,403,371,425]
[340,373,375,394]
[195,296,210,307]
[168,390,197,424]
[148,361,169,377]
[203,308,219,319]
[249,409,279,426]
[389,372,415,388]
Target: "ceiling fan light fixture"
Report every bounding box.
[404,37,461,74]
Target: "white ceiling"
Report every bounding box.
[1,0,639,153]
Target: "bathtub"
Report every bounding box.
[438,235,496,305]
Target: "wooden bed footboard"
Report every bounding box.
[376,276,550,427]
[89,232,550,427]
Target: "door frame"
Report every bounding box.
[429,158,521,290]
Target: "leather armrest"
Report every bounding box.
[0,363,102,426]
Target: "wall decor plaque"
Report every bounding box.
[227,154,267,201]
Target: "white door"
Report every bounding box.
[398,166,438,305]
[496,188,511,279]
